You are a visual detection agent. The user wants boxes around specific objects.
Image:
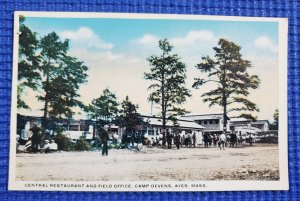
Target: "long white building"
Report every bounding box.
[141,115,205,145]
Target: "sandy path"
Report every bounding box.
[16,144,279,181]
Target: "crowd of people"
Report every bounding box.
[19,124,58,153]
[18,123,254,155]
[203,133,239,150]
[145,131,253,150]
[146,131,197,149]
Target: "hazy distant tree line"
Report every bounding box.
[19,16,279,146]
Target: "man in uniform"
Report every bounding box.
[174,132,180,149]
[167,131,172,149]
[101,125,109,156]
[29,124,41,153]
[192,132,196,148]
[249,133,253,146]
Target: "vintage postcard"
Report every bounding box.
[9,12,288,191]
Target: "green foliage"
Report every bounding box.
[53,133,73,151]
[91,138,102,150]
[117,96,142,134]
[17,18,89,130]
[273,109,279,124]
[88,88,119,128]
[17,85,30,109]
[55,126,66,135]
[74,138,91,151]
[193,38,260,128]
[18,16,40,109]
[108,142,124,149]
[38,32,88,125]
[44,55,88,119]
[270,109,279,130]
[144,39,191,128]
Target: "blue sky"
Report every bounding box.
[26,17,278,55]
[20,16,279,121]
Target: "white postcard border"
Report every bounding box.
[9,11,289,192]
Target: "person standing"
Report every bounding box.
[249,133,253,146]
[188,133,192,148]
[167,131,172,149]
[192,132,196,148]
[162,130,166,147]
[219,132,226,150]
[101,125,109,156]
[184,133,188,147]
[213,134,218,147]
[180,132,184,147]
[204,133,209,148]
[175,133,180,149]
[29,124,41,153]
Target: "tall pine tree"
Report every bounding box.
[193,38,260,131]
[38,32,69,129]
[144,39,191,145]
[32,32,88,146]
[17,20,89,145]
[18,16,40,109]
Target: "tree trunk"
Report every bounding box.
[41,72,50,146]
[92,123,96,139]
[222,69,227,132]
[223,98,227,132]
[161,70,166,146]
[222,88,227,132]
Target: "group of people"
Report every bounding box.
[43,139,58,153]
[122,132,144,148]
[147,131,197,150]
[203,132,241,150]
[21,124,58,153]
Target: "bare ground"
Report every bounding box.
[15,144,279,181]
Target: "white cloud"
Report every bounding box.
[170,30,216,46]
[170,30,218,68]
[254,36,278,53]
[135,30,217,49]
[60,27,113,50]
[136,34,159,46]
[133,30,218,68]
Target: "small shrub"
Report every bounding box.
[74,138,91,151]
[54,134,73,151]
[91,138,102,150]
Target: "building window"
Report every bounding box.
[79,125,86,131]
[69,125,79,131]
[209,120,213,124]
[215,119,219,124]
[204,120,207,124]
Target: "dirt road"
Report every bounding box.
[16,144,279,181]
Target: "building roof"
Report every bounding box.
[180,113,229,121]
[142,116,205,130]
[230,120,270,125]
[234,125,261,133]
